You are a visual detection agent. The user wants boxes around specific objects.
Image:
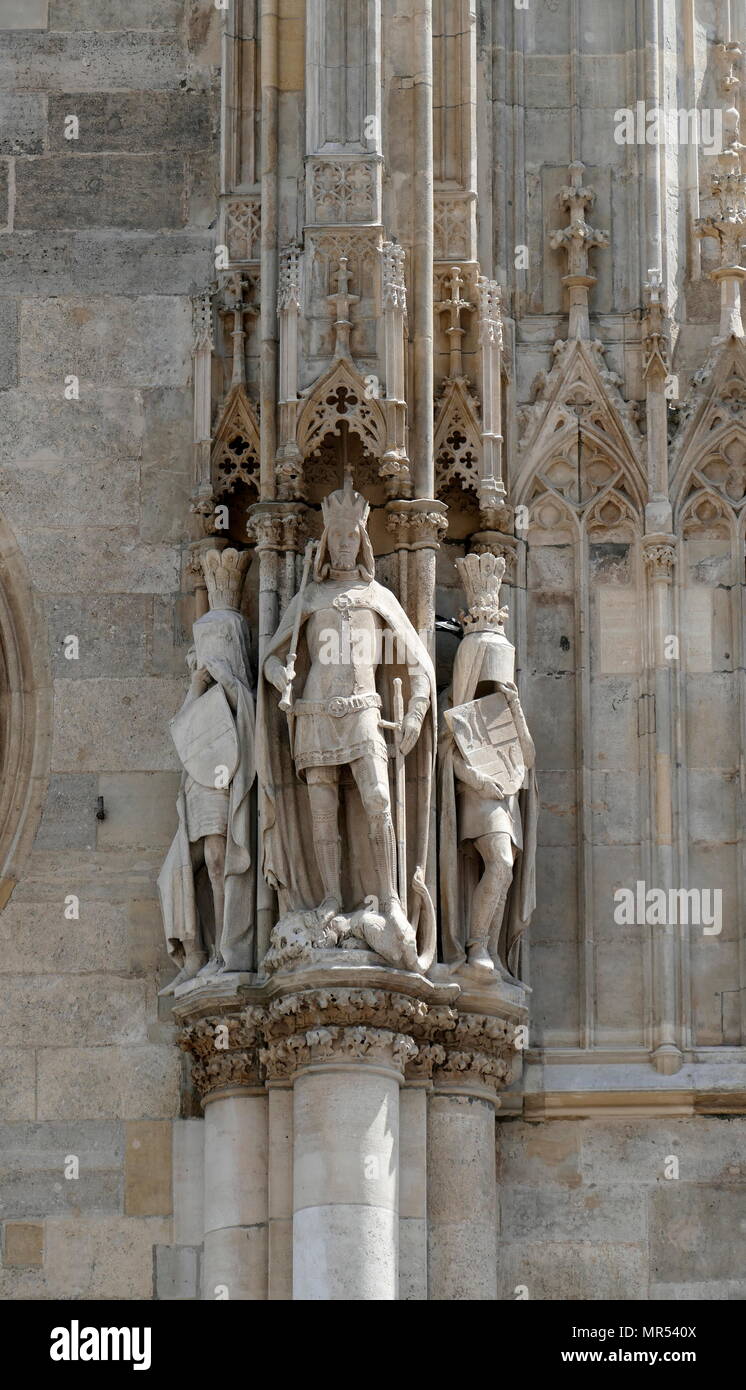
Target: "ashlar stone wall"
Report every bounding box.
[0,0,220,1299]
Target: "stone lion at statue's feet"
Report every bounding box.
[262,895,419,974]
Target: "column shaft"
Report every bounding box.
[427,1090,497,1300]
[292,1063,400,1300]
[202,1092,268,1301]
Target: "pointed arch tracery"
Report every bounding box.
[211,384,261,501]
[296,357,387,466]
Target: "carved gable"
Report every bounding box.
[515,337,644,510]
[211,384,261,500]
[672,337,746,520]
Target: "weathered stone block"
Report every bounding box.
[47,91,212,152]
[590,677,639,770]
[0,1050,36,1122]
[688,843,738,941]
[3,1223,44,1268]
[580,1117,746,1186]
[649,1184,746,1282]
[0,95,46,154]
[52,677,183,771]
[124,1121,172,1217]
[524,54,571,109]
[595,940,645,1045]
[50,0,182,25]
[649,1279,746,1300]
[0,33,189,93]
[0,161,9,229]
[0,231,213,296]
[523,673,577,769]
[173,1119,204,1246]
[96,773,179,850]
[128,899,173,978]
[46,596,151,680]
[0,1121,123,1218]
[16,848,163,904]
[37,1044,180,1122]
[691,939,740,1045]
[19,295,191,385]
[526,592,576,671]
[0,296,18,388]
[501,1182,647,1244]
[141,386,194,543]
[18,533,179,597]
[524,109,572,169]
[186,149,218,228]
[531,847,578,944]
[44,1215,170,1299]
[591,844,645,940]
[687,770,736,843]
[498,1120,582,1189]
[15,155,185,231]
[529,943,579,1047]
[590,771,641,845]
[151,595,192,675]
[497,1239,646,1301]
[0,1,48,28]
[536,770,577,846]
[0,900,131,973]
[154,1243,199,1299]
[0,459,140,534]
[3,976,149,1045]
[0,385,143,460]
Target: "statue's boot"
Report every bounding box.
[313,833,344,939]
[197,952,224,978]
[381,895,419,971]
[369,811,419,970]
[466,866,512,980]
[159,947,208,996]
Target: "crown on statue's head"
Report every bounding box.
[321,473,370,529]
[201,546,251,611]
[456,551,509,632]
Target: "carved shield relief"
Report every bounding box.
[169,684,239,788]
[445,692,526,796]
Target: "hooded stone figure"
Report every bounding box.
[159,550,256,991]
[257,476,437,973]
[439,552,539,980]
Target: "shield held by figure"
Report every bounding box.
[169,683,239,789]
[444,691,526,797]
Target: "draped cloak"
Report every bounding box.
[439,637,538,978]
[256,578,437,929]
[158,610,256,974]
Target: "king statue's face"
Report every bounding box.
[327,520,360,571]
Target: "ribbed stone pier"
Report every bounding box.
[173,959,527,1301]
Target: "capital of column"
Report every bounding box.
[171,976,524,1104]
[385,498,448,550]
[268,1025,418,1081]
[642,532,677,581]
[178,1008,266,1102]
[469,529,518,581]
[246,500,311,552]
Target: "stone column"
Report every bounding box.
[643,536,683,1075]
[259,0,279,496]
[247,501,309,961]
[265,1077,294,1300]
[290,1026,413,1301]
[179,1010,269,1301]
[425,1010,514,1301]
[399,1046,442,1300]
[412,0,434,500]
